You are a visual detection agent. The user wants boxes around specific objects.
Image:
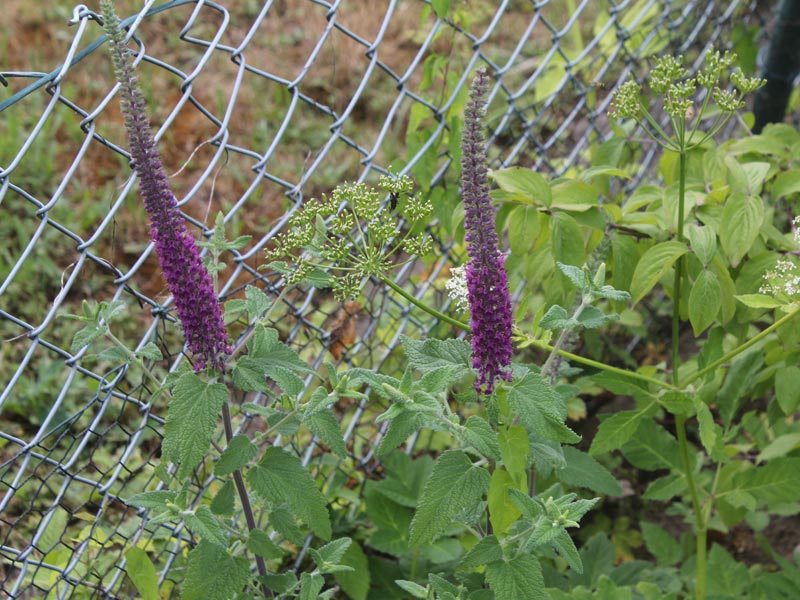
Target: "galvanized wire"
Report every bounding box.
[0,0,771,597]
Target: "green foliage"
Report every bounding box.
[232,324,316,395]
[409,450,490,547]
[215,434,258,477]
[183,541,250,600]
[247,447,332,540]
[163,373,228,479]
[507,371,580,443]
[124,547,160,600]
[486,554,547,600]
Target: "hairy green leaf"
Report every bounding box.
[270,504,306,545]
[463,415,502,461]
[375,410,424,456]
[508,372,580,443]
[539,305,575,331]
[247,447,331,540]
[409,450,490,547]
[395,580,428,598]
[185,506,227,548]
[552,530,583,573]
[163,372,227,479]
[137,342,163,361]
[126,490,178,511]
[233,325,314,395]
[263,572,298,594]
[247,529,285,560]
[215,434,258,477]
[576,305,619,329]
[460,535,503,569]
[183,541,250,600]
[304,409,347,458]
[556,262,588,290]
[486,554,547,600]
[244,285,271,320]
[210,480,234,516]
[402,337,472,377]
[299,572,324,600]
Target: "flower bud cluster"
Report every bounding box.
[609,47,765,146]
[266,175,433,301]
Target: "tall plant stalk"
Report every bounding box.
[671,147,707,600]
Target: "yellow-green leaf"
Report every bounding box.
[688,270,721,335]
[630,241,689,305]
[488,467,525,535]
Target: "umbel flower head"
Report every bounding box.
[102,0,230,371]
[461,68,514,395]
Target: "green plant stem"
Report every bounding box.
[672,150,687,388]
[105,330,166,393]
[521,337,679,391]
[675,414,706,599]
[669,148,708,600]
[221,402,271,598]
[542,298,589,377]
[381,274,687,393]
[685,305,800,385]
[379,275,471,332]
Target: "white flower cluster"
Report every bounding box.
[445,265,470,312]
[760,258,800,298]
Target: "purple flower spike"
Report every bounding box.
[461,68,514,395]
[102,1,230,371]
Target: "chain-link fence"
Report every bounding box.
[0,1,774,597]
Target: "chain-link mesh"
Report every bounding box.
[0,1,774,597]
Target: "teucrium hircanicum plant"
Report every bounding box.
[460,67,515,395]
[103,0,230,372]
